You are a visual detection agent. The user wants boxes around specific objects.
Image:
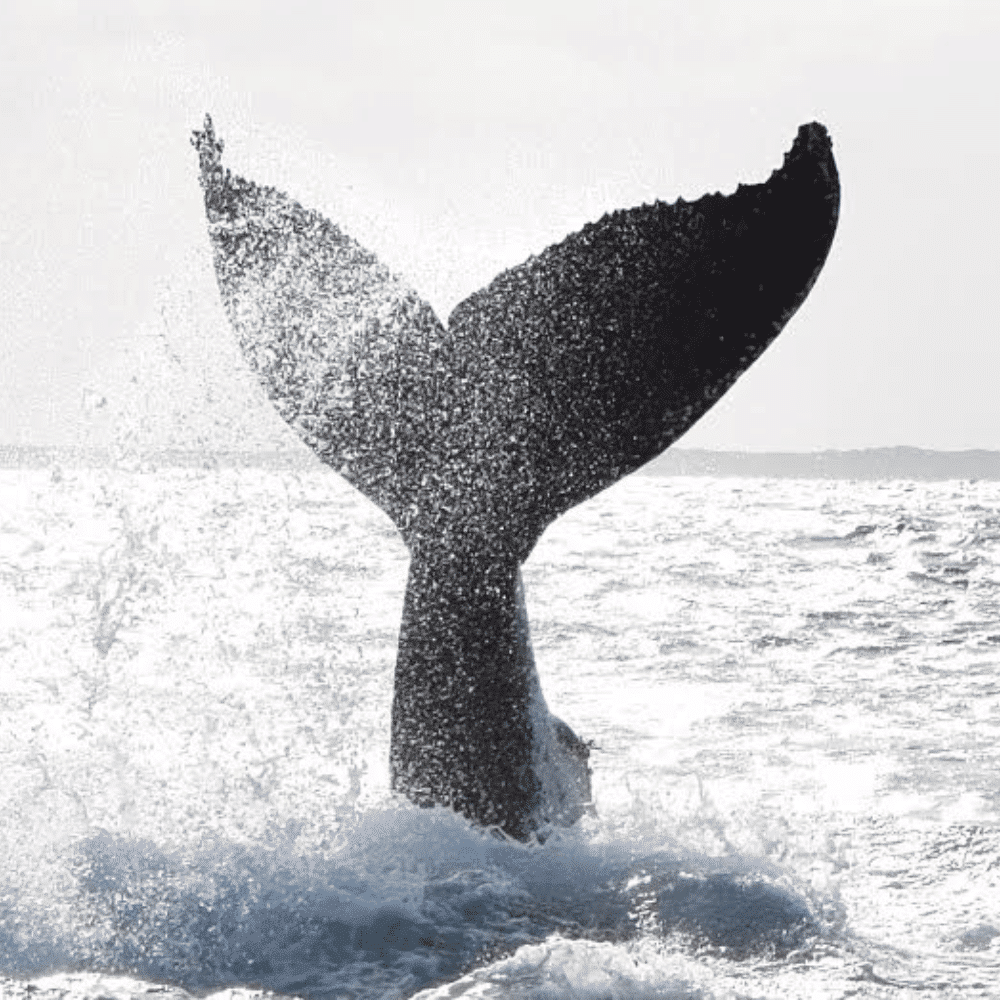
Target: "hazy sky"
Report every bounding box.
[1,2,998,452]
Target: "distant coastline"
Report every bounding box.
[640,446,1000,481]
[3,444,1000,481]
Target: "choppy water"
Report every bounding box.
[2,465,999,998]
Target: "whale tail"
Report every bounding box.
[193,116,838,838]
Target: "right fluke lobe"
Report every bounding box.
[445,121,840,557]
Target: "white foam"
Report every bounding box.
[413,937,715,999]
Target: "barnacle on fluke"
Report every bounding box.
[192,116,839,839]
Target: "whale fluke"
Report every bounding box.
[192,116,839,839]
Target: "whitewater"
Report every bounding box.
[1,463,999,998]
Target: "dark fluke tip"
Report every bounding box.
[191,113,225,188]
[798,121,832,149]
[783,121,837,188]
[781,122,833,167]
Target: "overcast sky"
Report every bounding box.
[1,2,998,452]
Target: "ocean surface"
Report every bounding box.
[2,464,999,999]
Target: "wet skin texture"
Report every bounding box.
[193,118,839,839]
